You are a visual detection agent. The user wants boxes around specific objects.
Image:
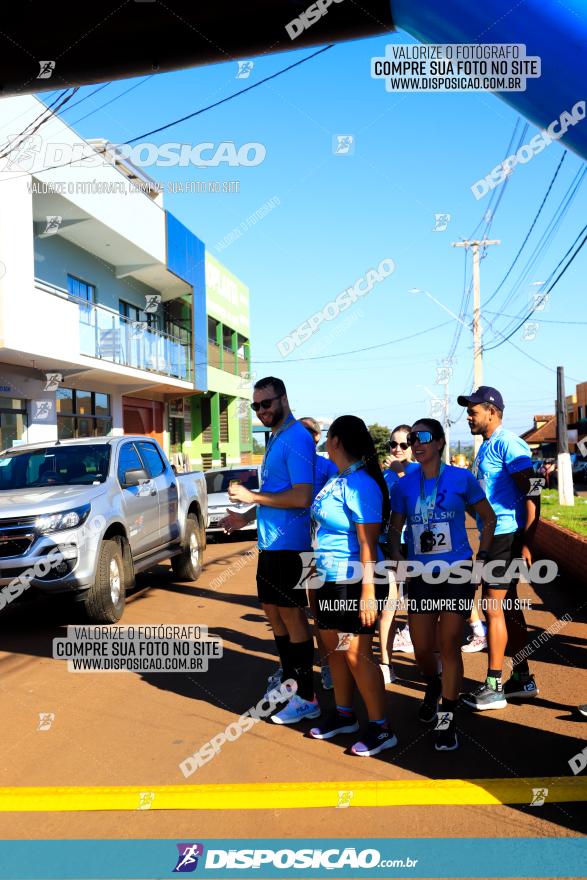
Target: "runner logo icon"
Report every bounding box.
[173,843,205,872]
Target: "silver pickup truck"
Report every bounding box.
[0,435,207,623]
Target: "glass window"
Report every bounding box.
[67,275,95,304]
[76,417,93,437]
[205,468,259,494]
[56,388,73,414]
[208,316,218,344]
[57,416,75,440]
[94,393,110,417]
[95,419,113,437]
[76,390,92,415]
[137,441,165,477]
[117,443,143,485]
[0,444,111,489]
[0,412,26,450]
[0,398,26,411]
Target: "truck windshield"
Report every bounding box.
[205,468,259,494]
[0,445,111,489]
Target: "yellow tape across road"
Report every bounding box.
[0,777,585,812]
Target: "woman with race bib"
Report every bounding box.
[389,418,495,751]
[308,415,397,758]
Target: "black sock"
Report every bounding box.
[274,634,294,684]
[441,698,458,713]
[424,673,442,698]
[288,638,315,702]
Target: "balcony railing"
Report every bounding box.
[36,279,192,382]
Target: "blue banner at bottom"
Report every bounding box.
[0,838,585,879]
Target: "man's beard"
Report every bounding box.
[263,400,285,428]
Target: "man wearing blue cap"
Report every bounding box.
[457,386,540,710]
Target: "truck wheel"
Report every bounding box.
[84,538,126,623]
[171,514,203,582]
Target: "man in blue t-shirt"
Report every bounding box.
[457,386,540,710]
[220,377,320,725]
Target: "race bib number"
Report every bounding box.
[412,523,452,554]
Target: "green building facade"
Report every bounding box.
[183,252,252,469]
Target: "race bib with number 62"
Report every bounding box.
[412,523,452,554]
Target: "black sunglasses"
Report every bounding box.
[407,430,435,446]
[389,440,409,450]
[251,395,282,412]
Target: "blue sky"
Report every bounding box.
[41,29,587,443]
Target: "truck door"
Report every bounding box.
[136,440,179,546]
[117,441,160,555]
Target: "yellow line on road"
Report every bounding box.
[0,777,584,812]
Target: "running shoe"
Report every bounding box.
[419,677,442,723]
[461,633,488,653]
[434,711,459,751]
[321,664,334,691]
[578,705,587,717]
[351,722,398,757]
[393,627,414,653]
[270,694,321,725]
[266,666,283,689]
[379,663,398,685]
[309,711,359,740]
[460,682,507,711]
[503,673,539,699]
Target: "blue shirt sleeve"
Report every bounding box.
[285,427,315,486]
[345,477,383,524]
[464,470,486,505]
[500,434,533,475]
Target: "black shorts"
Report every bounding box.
[315,578,390,635]
[406,574,476,618]
[256,549,308,608]
[483,531,525,591]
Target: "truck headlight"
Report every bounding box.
[35,504,91,534]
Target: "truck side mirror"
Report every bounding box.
[124,468,149,486]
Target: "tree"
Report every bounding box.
[369,423,391,463]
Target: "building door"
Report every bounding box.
[122,398,164,448]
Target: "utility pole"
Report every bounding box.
[452,239,500,455]
[556,365,574,506]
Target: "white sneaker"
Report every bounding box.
[393,627,414,653]
[271,694,321,725]
[462,633,487,653]
[379,663,397,685]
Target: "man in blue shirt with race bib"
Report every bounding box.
[220,377,321,725]
[457,386,540,710]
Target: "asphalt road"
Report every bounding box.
[0,528,585,858]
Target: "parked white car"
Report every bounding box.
[205,465,260,534]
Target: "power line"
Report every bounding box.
[68,77,152,127]
[483,221,587,352]
[483,150,568,309]
[0,45,335,184]
[0,88,79,161]
[250,319,454,364]
[126,45,335,145]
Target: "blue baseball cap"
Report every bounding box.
[457,386,505,411]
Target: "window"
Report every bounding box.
[222,325,233,353]
[0,444,111,489]
[117,443,143,485]
[68,275,95,324]
[219,395,229,443]
[201,396,212,443]
[57,389,112,439]
[579,406,584,421]
[0,398,27,450]
[205,468,259,494]
[136,440,165,477]
[208,316,219,344]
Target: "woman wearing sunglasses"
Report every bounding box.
[389,419,495,751]
[378,425,419,684]
[308,415,397,757]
